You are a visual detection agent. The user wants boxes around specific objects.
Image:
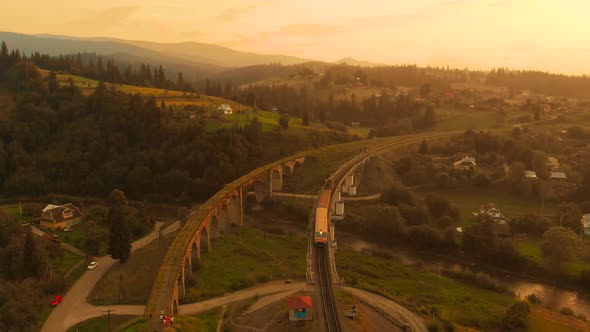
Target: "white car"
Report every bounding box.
[87,261,98,270]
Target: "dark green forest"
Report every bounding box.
[0,43,352,202]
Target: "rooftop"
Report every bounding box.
[288,296,312,309]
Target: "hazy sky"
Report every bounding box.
[2,0,590,74]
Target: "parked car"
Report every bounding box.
[42,234,60,243]
[63,226,70,232]
[51,234,59,239]
[87,261,98,270]
[50,295,63,307]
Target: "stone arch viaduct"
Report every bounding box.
[145,132,457,319]
[145,154,306,317]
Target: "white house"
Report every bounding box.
[550,171,567,180]
[453,156,476,171]
[546,157,560,171]
[217,104,233,115]
[525,170,538,179]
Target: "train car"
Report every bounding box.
[314,207,329,245]
[318,189,331,209]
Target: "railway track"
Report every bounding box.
[312,131,458,331]
[317,246,341,332]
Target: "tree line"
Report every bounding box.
[0,50,352,202]
[1,41,193,91]
[487,67,590,98]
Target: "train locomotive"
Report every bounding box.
[314,189,331,246]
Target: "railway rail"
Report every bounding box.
[311,131,458,331]
[317,246,341,332]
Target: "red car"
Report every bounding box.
[50,295,63,307]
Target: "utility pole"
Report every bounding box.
[102,309,115,332]
[118,273,126,303]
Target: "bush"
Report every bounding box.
[526,293,541,305]
[398,203,430,226]
[502,301,530,331]
[510,214,551,237]
[560,307,574,316]
[471,172,491,187]
[425,194,460,220]
[382,184,415,206]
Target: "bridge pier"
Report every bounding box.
[341,173,357,196]
[271,167,283,192]
[145,155,310,324]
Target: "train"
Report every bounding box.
[314,189,331,246]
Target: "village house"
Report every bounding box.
[546,157,560,171]
[525,170,538,179]
[581,214,590,236]
[288,296,313,322]
[478,204,511,237]
[40,203,82,230]
[217,104,233,115]
[453,156,476,171]
[550,171,567,180]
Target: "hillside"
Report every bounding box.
[1,32,314,69]
[43,70,358,135]
[334,57,388,67]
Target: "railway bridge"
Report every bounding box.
[145,132,457,326]
[145,155,305,318]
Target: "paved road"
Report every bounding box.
[343,287,428,332]
[179,281,307,315]
[42,221,180,332]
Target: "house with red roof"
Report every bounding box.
[288,296,313,321]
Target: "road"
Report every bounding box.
[42,221,180,332]
[343,287,428,332]
[179,281,307,315]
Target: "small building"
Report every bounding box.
[525,170,538,179]
[546,157,560,171]
[453,156,476,171]
[479,204,511,237]
[581,214,590,236]
[288,296,313,322]
[350,121,360,127]
[217,104,233,115]
[550,171,567,180]
[40,203,82,230]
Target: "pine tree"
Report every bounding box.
[158,65,165,86]
[22,226,45,278]
[303,112,310,126]
[107,189,131,262]
[177,72,184,90]
[97,56,104,80]
[48,71,59,94]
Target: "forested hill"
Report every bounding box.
[0,47,352,202]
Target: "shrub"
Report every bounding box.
[526,293,541,305]
[560,307,574,316]
[502,301,530,331]
[382,184,415,206]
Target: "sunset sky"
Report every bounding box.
[2,0,590,73]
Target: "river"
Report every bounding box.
[337,232,590,314]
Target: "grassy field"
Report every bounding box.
[183,226,306,303]
[282,139,389,194]
[433,110,498,132]
[1,204,30,224]
[528,308,590,332]
[89,231,179,305]
[415,186,560,226]
[55,251,84,275]
[67,315,137,332]
[172,308,222,332]
[336,249,514,329]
